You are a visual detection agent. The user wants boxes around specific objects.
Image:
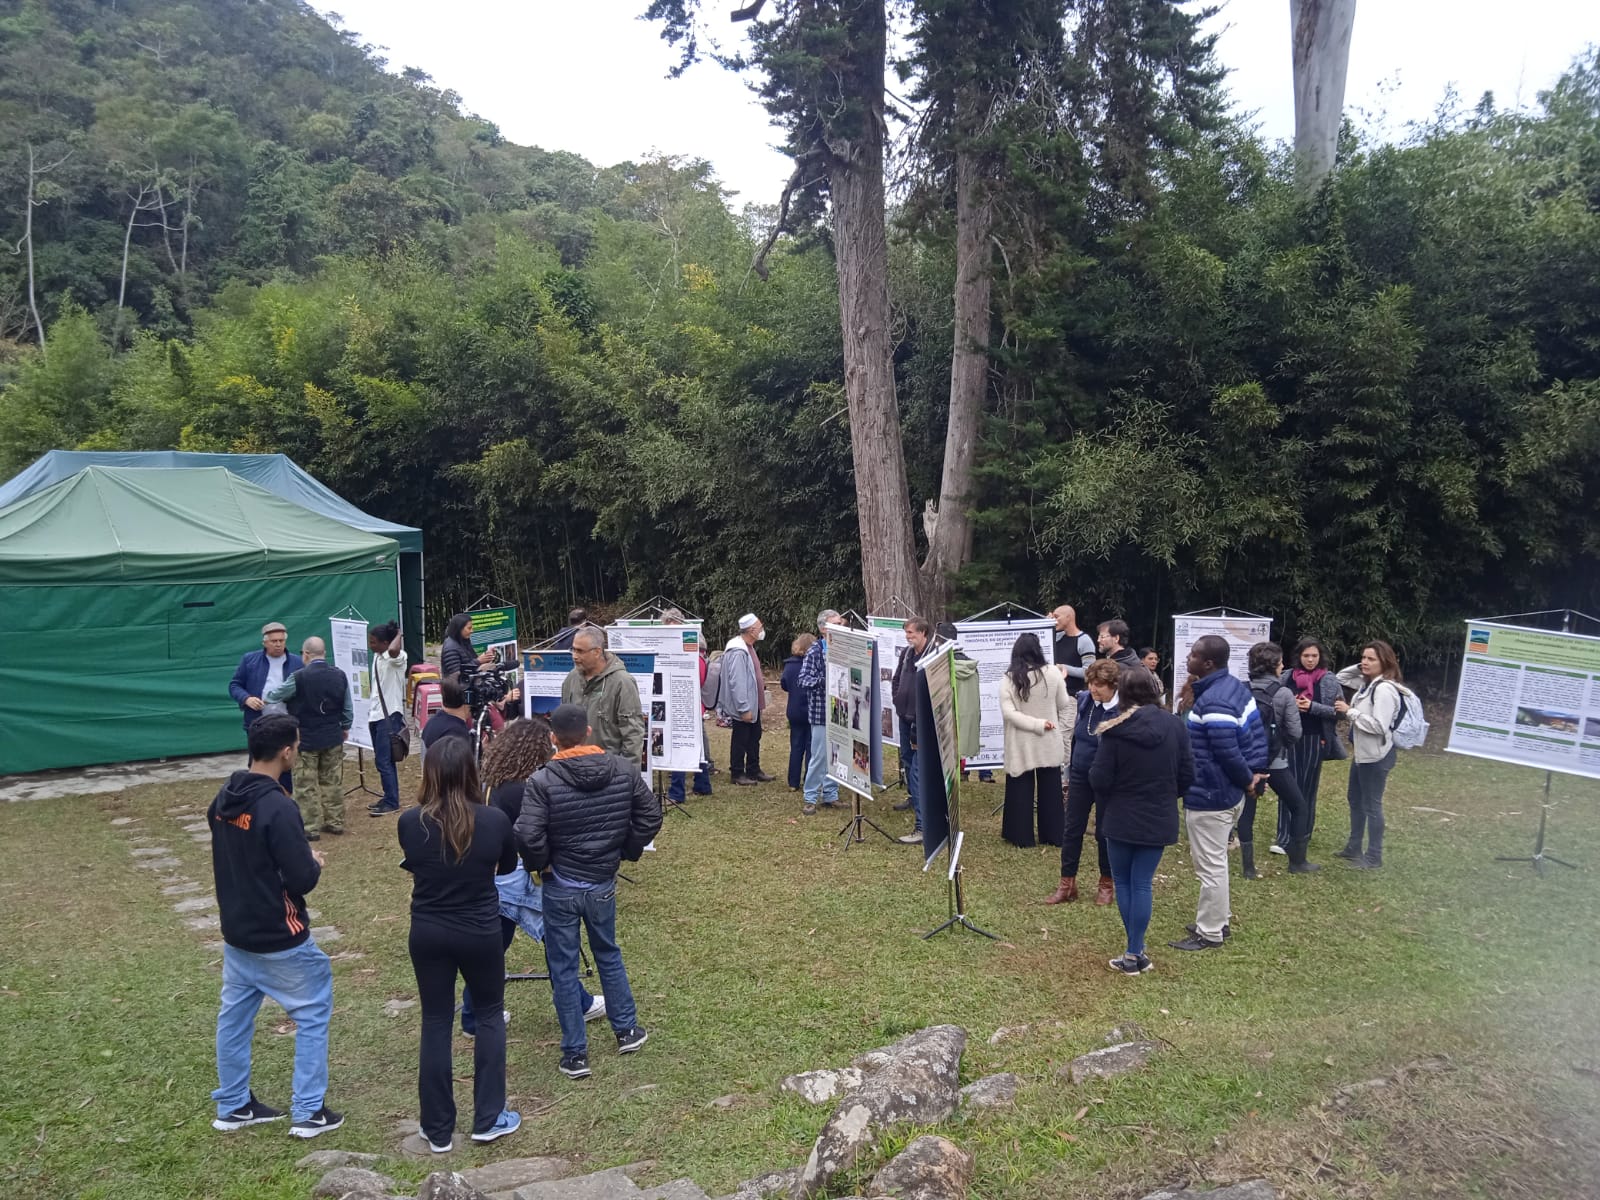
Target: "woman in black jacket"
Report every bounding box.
[1089,669,1195,975]
[1279,636,1345,848]
[441,612,496,682]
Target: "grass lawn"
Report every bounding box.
[3,725,1600,1200]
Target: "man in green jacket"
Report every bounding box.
[561,627,647,767]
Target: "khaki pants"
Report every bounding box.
[297,745,346,834]
[1184,801,1243,941]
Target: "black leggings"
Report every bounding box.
[1061,770,1110,878]
[409,919,506,1143]
[1240,766,1309,845]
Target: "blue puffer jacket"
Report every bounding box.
[1182,668,1269,811]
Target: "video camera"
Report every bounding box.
[461,663,512,712]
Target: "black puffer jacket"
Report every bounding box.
[1089,704,1194,847]
[441,635,476,682]
[516,748,663,884]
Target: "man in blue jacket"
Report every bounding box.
[1170,634,1268,952]
[228,622,303,793]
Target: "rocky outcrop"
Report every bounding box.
[958,1073,1020,1111]
[1059,1040,1159,1084]
[867,1134,973,1200]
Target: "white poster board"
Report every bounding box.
[329,617,373,750]
[867,615,908,746]
[521,649,572,717]
[1170,611,1273,711]
[1446,621,1600,781]
[953,617,1056,768]
[608,622,704,773]
[824,623,883,799]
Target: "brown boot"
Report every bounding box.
[1095,875,1115,906]
[1044,876,1078,905]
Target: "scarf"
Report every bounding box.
[1290,665,1327,698]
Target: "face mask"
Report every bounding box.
[756,629,766,641]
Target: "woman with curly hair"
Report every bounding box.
[460,718,602,1037]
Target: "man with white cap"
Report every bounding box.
[228,621,303,793]
[718,614,773,786]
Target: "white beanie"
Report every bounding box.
[738,613,759,631]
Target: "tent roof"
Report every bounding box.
[0,451,421,553]
[0,466,398,583]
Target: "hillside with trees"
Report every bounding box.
[2,0,1597,663]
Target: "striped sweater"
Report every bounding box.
[1182,668,1269,811]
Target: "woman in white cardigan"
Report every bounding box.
[999,632,1072,848]
[1333,639,1404,869]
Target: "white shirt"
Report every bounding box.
[371,649,409,718]
[263,653,288,715]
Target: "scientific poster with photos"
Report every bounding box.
[824,623,884,799]
[1169,611,1272,711]
[468,605,521,670]
[952,617,1056,767]
[521,649,573,716]
[329,617,374,750]
[608,622,703,773]
[867,615,908,747]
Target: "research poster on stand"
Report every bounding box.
[1170,610,1273,710]
[867,615,908,746]
[468,605,520,668]
[825,623,884,798]
[608,622,703,773]
[1446,621,1600,781]
[329,616,374,750]
[953,617,1055,768]
[521,649,573,716]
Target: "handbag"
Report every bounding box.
[375,662,411,761]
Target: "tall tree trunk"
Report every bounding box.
[118,185,144,310]
[20,143,46,356]
[920,138,991,615]
[1291,0,1357,191]
[828,2,922,616]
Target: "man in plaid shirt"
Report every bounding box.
[798,609,839,814]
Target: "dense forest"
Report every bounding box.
[1,0,1597,667]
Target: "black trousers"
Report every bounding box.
[1240,766,1309,844]
[787,721,810,788]
[1062,768,1110,877]
[1002,766,1063,848]
[409,919,506,1143]
[729,718,763,777]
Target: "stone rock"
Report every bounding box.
[397,1133,436,1159]
[738,1168,800,1198]
[1139,1182,1277,1200]
[172,895,216,912]
[795,1025,967,1199]
[383,998,416,1016]
[295,1148,382,1172]
[513,1167,644,1200]
[110,816,137,825]
[420,1171,493,1200]
[457,1157,574,1192]
[639,1181,712,1200]
[1060,1040,1159,1085]
[191,832,212,842]
[183,820,210,832]
[707,1094,738,1109]
[959,1073,1020,1110]
[130,846,173,857]
[1104,1021,1148,1045]
[779,1068,864,1105]
[866,1135,974,1200]
[135,856,181,870]
[311,925,342,943]
[311,1166,399,1197]
[183,914,221,931]
[987,1024,1029,1046]
[161,881,202,895]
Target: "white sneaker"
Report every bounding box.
[1268,843,1287,855]
[419,1126,452,1154]
[642,840,657,852]
[584,995,607,1023]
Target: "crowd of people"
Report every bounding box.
[209,604,1412,1145]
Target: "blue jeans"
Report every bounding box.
[213,939,332,1121]
[667,764,712,803]
[542,879,637,1056]
[369,712,402,808]
[1105,840,1164,957]
[903,745,921,829]
[803,724,837,806]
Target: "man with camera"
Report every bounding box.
[560,627,646,765]
[265,638,351,839]
[422,676,474,751]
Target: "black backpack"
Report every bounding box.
[1249,676,1297,761]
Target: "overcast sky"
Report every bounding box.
[318,1,1598,206]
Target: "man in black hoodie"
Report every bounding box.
[517,703,662,1081]
[207,714,344,1140]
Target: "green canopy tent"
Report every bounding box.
[0,466,399,775]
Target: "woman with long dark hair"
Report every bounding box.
[461,719,602,1036]
[998,632,1071,848]
[441,613,496,682]
[1278,636,1345,849]
[1245,642,1317,875]
[1333,640,1404,869]
[399,737,521,1153]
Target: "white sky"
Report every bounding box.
[318,1,1599,205]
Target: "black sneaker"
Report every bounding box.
[616,1026,648,1054]
[1186,921,1232,940]
[1348,853,1383,869]
[1107,954,1153,975]
[750,771,777,783]
[1168,932,1224,952]
[287,1106,344,1138]
[1333,843,1361,859]
[212,1092,285,1131]
[892,797,914,811]
[367,801,399,817]
[559,1052,591,1078]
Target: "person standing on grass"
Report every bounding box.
[1089,669,1194,975]
[891,617,934,842]
[998,632,1071,850]
[517,703,661,1081]
[1096,619,1144,673]
[1169,634,1268,953]
[399,736,522,1153]
[561,626,646,766]
[1280,636,1345,849]
[781,633,815,791]
[265,637,351,840]
[1244,642,1318,876]
[1051,604,1097,697]
[1046,658,1120,906]
[228,621,302,794]
[365,621,408,817]
[799,612,841,816]
[1333,641,1404,869]
[462,718,605,1037]
[718,614,773,785]
[208,713,343,1140]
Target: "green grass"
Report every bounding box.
[3,731,1600,1199]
